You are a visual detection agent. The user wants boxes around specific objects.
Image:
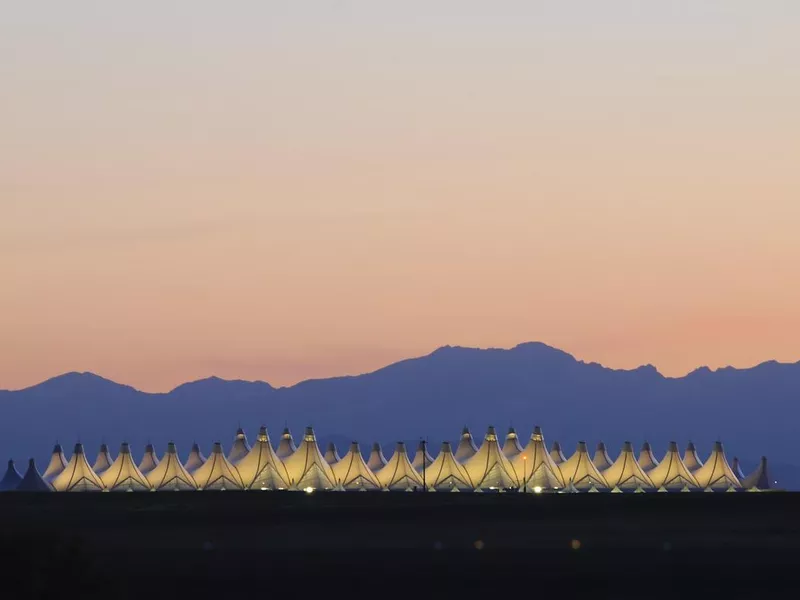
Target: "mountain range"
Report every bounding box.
[1,342,797,487]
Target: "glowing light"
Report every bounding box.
[533,486,543,494]
[304,486,315,494]
[260,487,268,491]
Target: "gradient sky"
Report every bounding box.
[2,2,799,392]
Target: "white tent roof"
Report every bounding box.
[0,459,22,491]
[454,426,479,463]
[275,427,297,460]
[366,442,388,472]
[138,443,160,476]
[683,442,704,472]
[146,442,197,491]
[559,441,609,490]
[638,442,660,472]
[463,426,519,491]
[102,442,152,491]
[323,442,341,465]
[17,459,54,492]
[236,426,291,490]
[333,442,381,491]
[550,441,567,465]
[502,427,523,459]
[52,443,105,492]
[184,443,207,474]
[694,441,742,490]
[192,442,243,490]
[92,443,113,475]
[742,456,772,490]
[592,442,613,471]
[559,480,580,494]
[602,442,654,490]
[410,441,434,473]
[283,427,336,491]
[228,428,251,464]
[43,443,67,482]
[648,441,699,490]
[426,441,474,491]
[731,457,746,480]
[511,426,565,491]
[376,442,424,491]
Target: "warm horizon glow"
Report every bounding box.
[2,2,799,393]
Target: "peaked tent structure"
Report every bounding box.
[376,442,424,491]
[0,460,23,491]
[146,442,198,491]
[648,442,700,490]
[228,428,251,464]
[511,426,565,491]
[52,443,105,492]
[602,442,654,490]
[184,443,207,474]
[426,442,474,492]
[138,444,159,476]
[323,442,341,466]
[694,442,742,490]
[283,427,336,491]
[592,442,613,471]
[17,459,54,492]
[236,427,291,490]
[550,441,567,465]
[463,426,519,491]
[333,442,381,491]
[92,443,113,475]
[366,443,388,472]
[454,426,479,463]
[638,442,660,472]
[43,443,68,482]
[684,442,704,472]
[502,427,524,459]
[410,441,434,473]
[742,457,772,491]
[101,443,152,492]
[275,427,297,460]
[192,443,243,491]
[731,457,746,481]
[560,442,609,490]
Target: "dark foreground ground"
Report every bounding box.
[1,491,798,598]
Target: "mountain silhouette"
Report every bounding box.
[1,342,797,487]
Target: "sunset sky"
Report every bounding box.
[2,2,799,392]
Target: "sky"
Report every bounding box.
[2,1,799,392]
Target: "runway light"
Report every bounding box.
[260,487,268,491]
[304,486,315,494]
[533,486,543,494]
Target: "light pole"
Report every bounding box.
[522,455,527,494]
[421,438,427,492]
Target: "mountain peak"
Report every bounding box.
[169,376,273,395]
[23,371,139,394]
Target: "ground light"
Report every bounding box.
[533,486,543,494]
[304,486,315,494]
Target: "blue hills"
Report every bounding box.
[1,342,798,487]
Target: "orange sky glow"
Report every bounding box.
[2,2,799,392]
